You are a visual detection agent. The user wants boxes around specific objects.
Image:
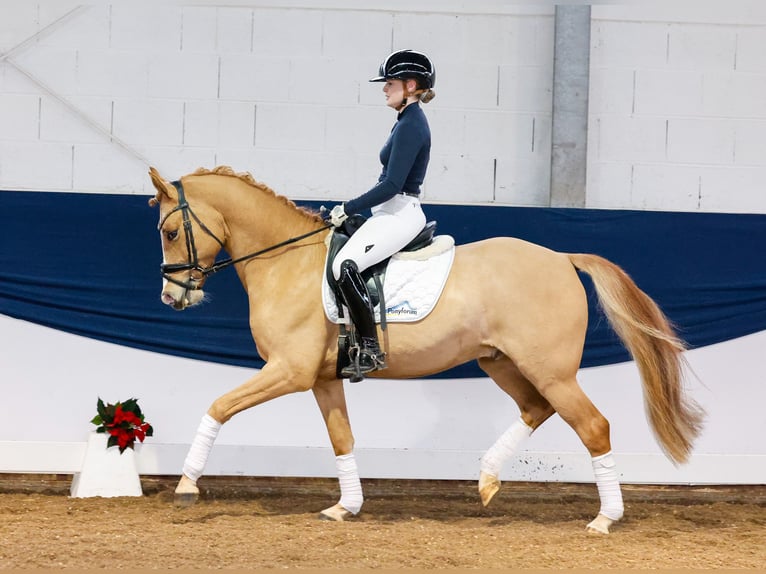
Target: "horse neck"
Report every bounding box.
[195,175,324,266]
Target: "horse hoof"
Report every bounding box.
[318,503,354,522]
[586,513,615,534]
[174,491,199,508]
[478,471,501,507]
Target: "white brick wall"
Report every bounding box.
[0,1,764,213]
[0,1,556,205]
[588,3,766,213]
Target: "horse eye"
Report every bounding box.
[166,229,179,241]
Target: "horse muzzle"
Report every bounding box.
[161,275,205,310]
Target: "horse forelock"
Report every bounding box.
[190,166,323,223]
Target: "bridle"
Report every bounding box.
[158,180,332,291]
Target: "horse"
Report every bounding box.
[148,165,704,534]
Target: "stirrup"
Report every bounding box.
[340,344,386,382]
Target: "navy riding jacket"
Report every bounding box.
[344,102,431,215]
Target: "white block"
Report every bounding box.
[325,106,389,154]
[251,9,323,57]
[254,103,325,151]
[0,141,73,190]
[667,118,736,165]
[585,161,633,209]
[36,5,110,50]
[147,52,219,99]
[495,155,551,207]
[734,119,766,166]
[40,96,112,144]
[703,71,766,119]
[592,3,766,26]
[634,69,703,116]
[699,166,766,214]
[72,143,148,193]
[76,50,149,98]
[113,99,184,146]
[181,6,218,53]
[588,67,635,116]
[590,21,669,69]
[12,47,78,96]
[183,101,219,147]
[668,25,737,71]
[736,27,766,73]
[217,8,255,54]
[288,57,361,105]
[219,102,258,148]
[464,111,535,158]
[428,109,466,157]
[435,60,498,110]
[0,93,40,141]
[70,432,142,498]
[426,154,495,204]
[0,3,38,53]
[109,5,181,51]
[595,116,668,163]
[393,13,464,63]
[498,65,553,113]
[321,11,391,59]
[147,146,217,182]
[185,101,257,149]
[219,55,289,101]
[631,163,702,211]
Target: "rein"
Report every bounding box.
[159,180,332,290]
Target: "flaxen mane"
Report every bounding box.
[192,166,324,222]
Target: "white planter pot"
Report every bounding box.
[70,431,142,498]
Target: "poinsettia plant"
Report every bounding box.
[91,398,154,454]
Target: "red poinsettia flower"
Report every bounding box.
[90,398,154,454]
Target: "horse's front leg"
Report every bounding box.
[174,360,314,506]
[312,378,362,521]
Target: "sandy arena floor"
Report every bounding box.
[0,475,763,570]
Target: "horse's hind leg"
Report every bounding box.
[534,374,624,534]
[477,355,555,507]
[312,379,362,521]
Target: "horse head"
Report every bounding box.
[148,167,227,310]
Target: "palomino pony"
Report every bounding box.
[149,166,703,534]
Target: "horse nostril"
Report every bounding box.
[161,292,176,306]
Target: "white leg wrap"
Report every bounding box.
[480,417,533,477]
[592,451,624,521]
[336,453,363,515]
[182,414,222,482]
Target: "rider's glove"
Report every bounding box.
[328,204,348,227]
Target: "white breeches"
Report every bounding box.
[332,194,426,280]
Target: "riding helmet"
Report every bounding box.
[369,49,436,89]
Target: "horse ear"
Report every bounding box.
[148,167,176,206]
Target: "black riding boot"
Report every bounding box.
[337,260,386,379]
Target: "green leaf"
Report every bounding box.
[106,435,118,449]
[95,427,106,434]
[96,397,107,419]
[145,425,154,437]
[90,415,102,426]
[122,398,138,414]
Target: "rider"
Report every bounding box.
[327,49,436,379]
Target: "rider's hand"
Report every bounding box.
[328,204,348,227]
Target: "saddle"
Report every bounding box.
[325,214,437,379]
[325,214,437,309]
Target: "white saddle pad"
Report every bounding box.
[322,235,456,324]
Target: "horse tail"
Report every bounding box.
[568,253,705,465]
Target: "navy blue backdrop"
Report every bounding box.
[1,190,764,378]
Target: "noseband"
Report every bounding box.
[158,180,331,291]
